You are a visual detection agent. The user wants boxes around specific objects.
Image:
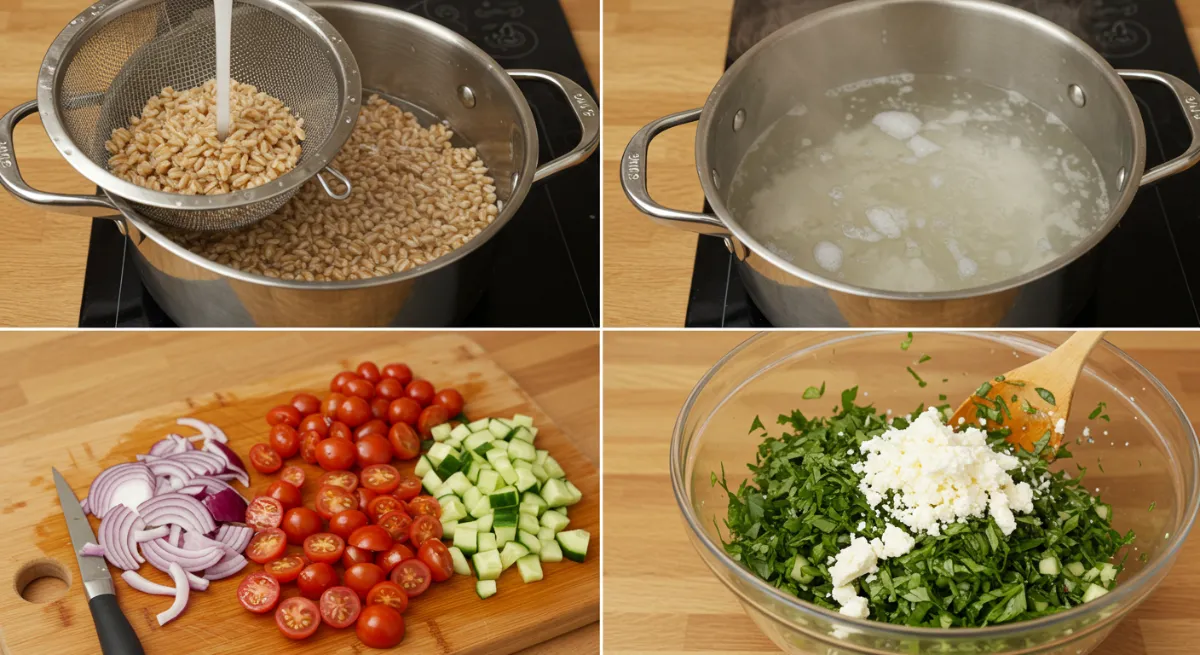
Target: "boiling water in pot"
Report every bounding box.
[728,74,1111,293]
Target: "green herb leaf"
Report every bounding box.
[938,394,947,401]
[975,382,993,398]
[1088,402,1107,420]
[907,367,928,388]
[1148,501,1156,512]
[1021,399,1037,415]
[749,415,765,434]
[1035,388,1057,406]
[918,354,932,364]
[803,382,826,400]
[900,332,914,351]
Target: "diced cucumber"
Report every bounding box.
[1065,562,1086,577]
[454,527,478,555]
[516,554,543,583]
[449,546,472,575]
[515,468,539,493]
[436,488,458,502]
[518,513,540,535]
[428,442,454,466]
[490,487,519,509]
[495,459,519,486]
[414,455,433,477]
[465,461,483,485]
[1082,583,1109,602]
[511,414,533,428]
[431,423,453,442]
[469,496,492,519]
[435,454,463,479]
[520,501,544,517]
[476,470,501,494]
[444,471,472,496]
[511,426,536,444]
[463,486,482,510]
[488,419,512,439]
[522,492,548,515]
[508,439,536,462]
[465,430,493,453]
[1095,504,1110,520]
[1082,567,1101,582]
[476,513,494,533]
[472,550,502,581]
[540,510,569,533]
[477,532,497,553]
[1039,556,1060,575]
[537,526,556,542]
[450,423,472,441]
[493,507,519,528]
[440,497,468,522]
[476,579,497,599]
[500,542,529,570]
[441,519,458,539]
[539,540,563,563]
[541,479,572,508]
[789,555,814,583]
[486,448,510,466]
[528,426,539,439]
[421,470,443,494]
[531,464,549,482]
[494,525,516,547]
[564,481,583,505]
[490,440,509,453]
[1099,562,1117,583]
[518,530,542,554]
[556,530,590,563]
[457,519,479,531]
[513,459,533,471]
[543,456,566,479]
[467,418,491,432]
[535,450,550,466]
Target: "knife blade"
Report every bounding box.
[52,467,145,655]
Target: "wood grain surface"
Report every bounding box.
[603,330,1200,654]
[0,0,599,327]
[0,331,599,654]
[602,1,1200,327]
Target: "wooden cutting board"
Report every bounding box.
[0,334,599,654]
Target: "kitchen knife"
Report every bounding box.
[53,467,146,655]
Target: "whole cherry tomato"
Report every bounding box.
[281,507,323,545]
[417,405,450,438]
[297,562,338,600]
[299,413,330,438]
[356,604,405,648]
[269,424,300,459]
[337,396,371,428]
[418,539,454,582]
[356,362,382,383]
[404,380,435,407]
[329,509,370,540]
[375,544,416,574]
[349,525,393,552]
[387,398,422,427]
[330,371,359,393]
[316,438,356,471]
[322,393,345,419]
[291,393,321,416]
[344,563,387,601]
[329,421,353,440]
[381,363,413,387]
[342,545,374,568]
[388,423,421,461]
[369,397,391,421]
[356,434,393,468]
[266,404,302,428]
[265,480,302,511]
[344,378,376,401]
[355,419,389,441]
[433,388,464,417]
[375,378,404,401]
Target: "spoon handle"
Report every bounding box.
[1045,331,1107,375]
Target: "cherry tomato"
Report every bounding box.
[297,562,338,600]
[367,495,404,522]
[238,571,281,614]
[375,544,416,574]
[392,474,422,501]
[249,443,282,474]
[357,604,405,648]
[264,554,306,583]
[330,371,359,393]
[319,470,359,493]
[315,484,359,520]
[280,465,305,488]
[408,514,442,547]
[404,379,435,407]
[265,480,302,511]
[418,539,454,582]
[387,398,422,426]
[344,378,376,401]
[245,496,284,531]
[360,464,400,493]
[322,393,345,419]
[370,397,391,421]
[303,532,346,565]
[356,361,382,383]
[356,487,378,509]
[433,388,464,417]
[266,404,302,428]
[275,597,320,640]
[280,506,321,544]
[337,396,371,428]
[329,509,370,540]
[316,438,356,471]
[356,434,393,468]
[344,562,387,600]
[247,528,288,564]
[329,421,353,440]
[365,581,409,613]
[269,424,300,459]
[291,393,321,416]
[381,363,413,387]
[299,413,330,438]
[407,495,441,519]
[300,431,322,464]
[355,419,389,441]
[417,405,450,438]
[377,511,413,543]
[375,378,404,401]
[320,585,362,629]
[387,422,421,461]
[342,545,374,568]
[349,525,393,552]
[390,559,431,597]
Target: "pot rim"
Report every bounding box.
[121,0,541,291]
[694,0,1147,302]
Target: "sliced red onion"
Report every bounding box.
[148,439,177,456]
[141,538,224,572]
[177,485,205,496]
[87,463,155,518]
[135,527,169,543]
[169,524,181,546]
[215,524,253,553]
[184,571,209,591]
[156,562,190,626]
[201,488,247,524]
[98,505,137,570]
[79,542,105,557]
[202,553,247,580]
[148,537,225,567]
[138,493,216,535]
[188,476,245,500]
[146,459,194,486]
[121,570,209,595]
[202,440,248,486]
[182,530,238,557]
[154,478,172,495]
[80,497,89,515]
[130,517,146,564]
[168,451,226,476]
[178,418,227,444]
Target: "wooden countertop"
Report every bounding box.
[603,1,1200,326]
[0,0,599,327]
[603,331,1200,654]
[0,330,599,653]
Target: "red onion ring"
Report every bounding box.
[140,539,224,573]
[87,463,155,518]
[214,524,253,553]
[138,493,216,535]
[155,562,190,626]
[79,543,105,557]
[202,553,247,580]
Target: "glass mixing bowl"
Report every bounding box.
[670,331,1199,654]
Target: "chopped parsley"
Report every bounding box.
[900,332,914,351]
[803,382,826,400]
[918,354,932,364]
[1035,388,1057,406]
[1089,402,1110,422]
[907,367,928,388]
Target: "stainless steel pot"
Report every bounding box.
[622,0,1200,327]
[0,0,598,326]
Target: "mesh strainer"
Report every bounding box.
[0,0,361,231]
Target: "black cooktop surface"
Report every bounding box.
[686,0,1200,327]
[78,0,598,327]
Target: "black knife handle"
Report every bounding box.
[88,594,145,655]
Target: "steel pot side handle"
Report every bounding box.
[620,108,730,236]
[0,100,119,217]
[1120,70,1200,186]
[508,70,599,183]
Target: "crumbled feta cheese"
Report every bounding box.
[856,521,866,531]
[1054,418,1066,434]
[829,537,878,587]
[832,585,870,618]
[1083,427,1090,438]
[879,524,916,558]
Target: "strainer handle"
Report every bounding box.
[508,70,599,183]
[0,100,119,217]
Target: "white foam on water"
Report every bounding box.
[814,241,844,272]
[873,111,924,140]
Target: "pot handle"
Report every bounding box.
[1119,70,1200,186]
[621,108,729,236]
[0,100,119,217]
[508,70,599,183]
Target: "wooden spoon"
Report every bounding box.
[950,331,1107,454]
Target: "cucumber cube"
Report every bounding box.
[467,418,491,432]
[440,497,468,522]
[493,507,519,528]
[449,546,472,575]
[469,496,492,519]
[488,420,512,439]
[522,492,548,515]
[508,439,537,462]
[453,527,478,554]
[476,513,494,533]
[456,519,479,531]
[414,455,433,477]
[556,530,590,563]
[500,542,529,570]
[472,550,503,581]
[537,526,556,542]
[441,519,458,539]
[565,480,583,505]
[444,471,472,496]
[489,440,509,453]
[539,540,563,563]
[531,464,549,482]
[435,454,463,479]
[485,448,510,466]
[476,470,501,494]
[431,423,453,442]
[494,525,516,547]
[476,579,497,599]
[515,468,539,493]
[518,530,542,554]
[518,512,540,535]
[512,459,533,471]
[465,430,493,453]
[450,423,472,441]
[541,510,570,533]
[465,461,483,484]
[511,427,535,444]
[463,486,482,510]
[490,487,519,509]
[541,479,572,508]
[421,470,444,494]
[511,414,534,428]
[495,459,519,485]
[535,450,550,466]
[543,456,567,479]
[519,501,544,517]
[516,554,543,583]
[427,442,454,466]
[477,532,497,553]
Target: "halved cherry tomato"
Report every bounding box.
[356,361,382,383]
[297,562,338,600]
[291,393,321,416]
[269,424,301,459]
[245,496,284,531]
[367,495,404,522]
[433,388,464,417]
[316,438,356,471]
[344,562,387,600]
[355,419,389,441]
[330,371,359,393]
[280,466,305,488]
[303,532,346,565]
[390,559,431,597]
[356,434,393,468]
[275,596,320,640]
[387,422,421,461]
[265,480,302,511]
[329,509,370,540]
[344,378,375,401]
[322,393,345,419]
[405,380,435,406]
[375,378,404,401]
[247,528,288,564]
[264,554,306,583]
[349,525,393,552]
[238,571,281,614]
[320,585,362,629]
[381,363,413,387]
[300,431,322,464]
[281,507,322,545]
[370,397,391,421]
[392,474,422,501]
[319,470,359,492]
[356,487,378,509]
[266,404,302,428]
[375,544,416,574]
[365,581,409,613]
[343,545,374,568]
[249,443,282,474]
[387,398,422,426]
[299,413,330,438]
[329,421,353,440]
[418,539,454,582]
[357,604,405,648]
[417,405,450,437]
[360,464,400,493]
[315,484,358,520]
[408,514,442,547]
[377,511,412,543]
[337,396,371,428]
[407,495,441,519]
